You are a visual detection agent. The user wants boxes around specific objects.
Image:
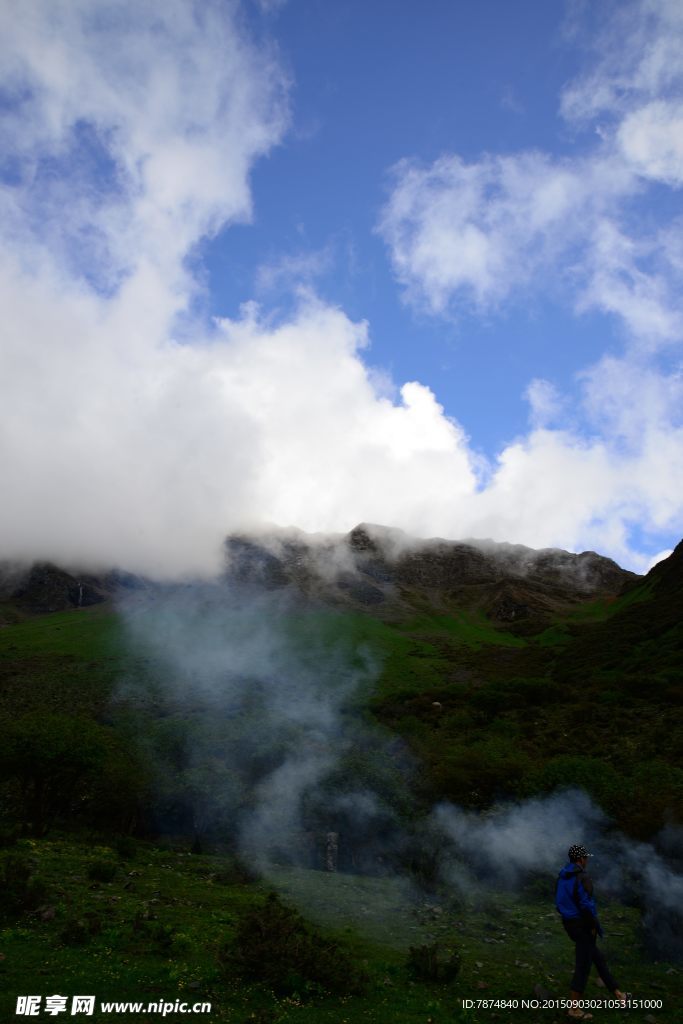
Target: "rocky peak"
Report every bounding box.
[223,523,639,626]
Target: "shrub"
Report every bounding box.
[406,942,461,984]
[114,836,137,860]
[60,910,102,946]
[242,1011,278,1024]
[0,851,49,920]
[0,825,19,848]
[219,893,366,997]
[87,858,117,883]
[533,755,624,816]
[0,713,107,836]
[60,918,91,946]
[149,921,175,954]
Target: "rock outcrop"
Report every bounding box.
[0,561,142,616]
[224,522,638,629]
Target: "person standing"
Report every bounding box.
[555,844,630,1021]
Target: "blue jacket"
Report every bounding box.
[555,862,597,923]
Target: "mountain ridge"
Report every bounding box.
[224,522,639,632]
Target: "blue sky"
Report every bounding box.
[0,0,682,575]
[204,1,593,438]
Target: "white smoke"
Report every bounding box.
[434,790,607,883]
[433,791,683,961]
[116,579,395,874]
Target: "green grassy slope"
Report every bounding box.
[1,836,680,1024]
[366,546,683,837]
[0,605,124,719]
[0,548,681,1021]
[0,546,681,836]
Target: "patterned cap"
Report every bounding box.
[568,844,592,861]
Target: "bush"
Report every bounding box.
[406,942,461,984]
[60,912,103,946]
[0,712,108,836]
[219,893,366,997]
[60,918,91,946]
[114,836,137,860]
[149,921,175,954]
[0,851,49,920]
[0,825,19,848]
[625,760,683,838]
[533,755,624,816]
[87,858,117,883]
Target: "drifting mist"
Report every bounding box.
[113,575,683,962]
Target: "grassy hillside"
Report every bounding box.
[368,551,683,838]
[1,835,680,1023]
[0,546,681,1020]
[0,553,681,838]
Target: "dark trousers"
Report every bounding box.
[563,918,619,995]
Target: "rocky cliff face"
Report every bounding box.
[0,561,141,617]
[224,523,638,629]
[0,523,640,629]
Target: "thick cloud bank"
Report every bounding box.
[0,1,681,576]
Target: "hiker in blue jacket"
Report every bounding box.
[556,844,629,1020]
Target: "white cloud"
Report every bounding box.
[525,378,565,429]
[378,151,605,314]
[560,0,683,125]
[0,254,482,574]
[471,423,683,570]
[579,353,683,442]
[377,144,683,343]
[578,220,683,346]
[645,548,674,570]
[4,221,680,575]
[379,2,683,343]
[0,0,288,292]
[254,248,333,295]
[617,100,683,185]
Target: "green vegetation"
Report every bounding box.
[1,836,680,1023]
[1,566,682,840]
[219,892,367,996]
[0,546,681,1019]
[1,564,682,836]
